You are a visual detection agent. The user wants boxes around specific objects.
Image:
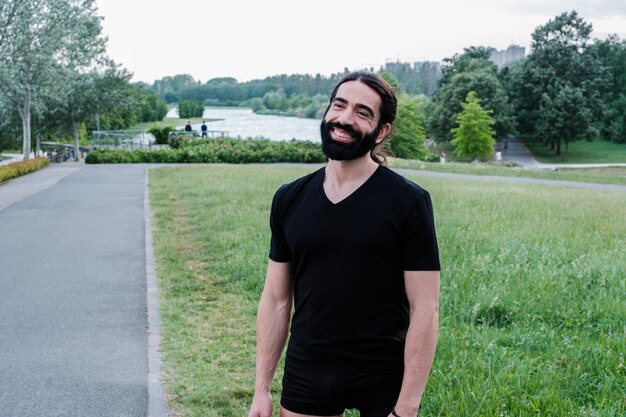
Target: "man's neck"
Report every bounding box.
[322,155,380,204]
[325,154,379,184]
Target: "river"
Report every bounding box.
[167,107,322,142]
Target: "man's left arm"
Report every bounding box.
[391,270,440,417]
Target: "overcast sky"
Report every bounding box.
[94,0,626,84]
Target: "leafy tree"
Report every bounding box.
[508,11,610,154]
[429,48,512,142]
[538,83,595,155]
[178,99,204,118]
[0,0,106,159]
[451,91,496,159]
[380,71,401,94]
[389,96,427,159]
[589,35,626,143]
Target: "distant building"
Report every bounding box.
[490,45,526,68]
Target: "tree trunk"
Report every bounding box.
[555,139,561,156]
[564,140,569,156]
[72,120,80,162]
[19,88,32,160]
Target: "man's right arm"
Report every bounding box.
[248,259,293,417]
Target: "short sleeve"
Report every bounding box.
[402,192,440,271]
[268,186,292,262]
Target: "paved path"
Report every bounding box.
[0,164,165,417]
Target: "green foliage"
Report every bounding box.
[451,91,496,158]
[538,84,595,155]
[389,96,427,159]
[178,100,204,118]
[85,138,326,164]
[589,35,626,143]
[429,48,513,142]
[508,11,610,154]
[0,157,50,183]
[148,126,174,145]
[0,0,107,158]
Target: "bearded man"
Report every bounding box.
[248,71,440,417]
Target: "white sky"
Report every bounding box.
[95,0,626,84]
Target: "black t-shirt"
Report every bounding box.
[269,165,440,369]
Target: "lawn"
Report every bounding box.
[389,158,626,186]
[149,165,625,417]
[523,138,626,164]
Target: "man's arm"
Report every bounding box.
[391,270,440,417]
[248,260,293,417]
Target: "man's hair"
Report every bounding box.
[327,71,397,164]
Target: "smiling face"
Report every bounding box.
[320,80,391,161]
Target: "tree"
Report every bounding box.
[389,96,427,159]
[43,67,143,160]
[451,91,496,159]
[0,0,106,159]
[538,83,596,155]
[589,35,626,143]
[429,49,513,142]
[508,11,610,154]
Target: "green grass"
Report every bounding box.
[149,165,625,417]
[389,158,626,186]
[523,138,626,164]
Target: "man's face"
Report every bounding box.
[320,81,387,161]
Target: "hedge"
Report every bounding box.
[85,138,326,164]
[0,157,50,183]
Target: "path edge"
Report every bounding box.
[145,169,169,417]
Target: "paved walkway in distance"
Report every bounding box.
[0,164,164,417]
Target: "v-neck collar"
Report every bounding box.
[319,165,382,208]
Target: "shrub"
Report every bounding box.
[0,157,50,183]
[148,126,174,145]
[85,138,327,164]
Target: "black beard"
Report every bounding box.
[320,120,380,161]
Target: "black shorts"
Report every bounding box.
[281,341,403,417]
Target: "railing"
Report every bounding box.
[91,130,155,150]
[169,129,230,138]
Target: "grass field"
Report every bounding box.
[149,165,625,417]
[523,138,626,164]
[389,159,626,186]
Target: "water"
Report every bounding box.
[167,107,322,142]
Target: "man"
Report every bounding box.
[248,71,440,417]
[185,121,192,132]
[201,121,208,138]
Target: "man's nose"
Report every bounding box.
[335,108,356,126]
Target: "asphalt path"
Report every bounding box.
[0,164,157,417]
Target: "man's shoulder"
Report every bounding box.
[274,167,323,201]
[378,166,430,198]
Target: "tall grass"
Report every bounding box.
[149,165,625,417]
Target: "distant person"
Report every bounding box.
[440,151,446,164]
[201,121,208,138]
[185,121,192,132]
[248,71,440,417]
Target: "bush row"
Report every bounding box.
[85,138,326,164]
[0,157,50,183]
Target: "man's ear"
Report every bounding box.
[375,123,392,144]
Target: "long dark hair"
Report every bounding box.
[326,71,397,165]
